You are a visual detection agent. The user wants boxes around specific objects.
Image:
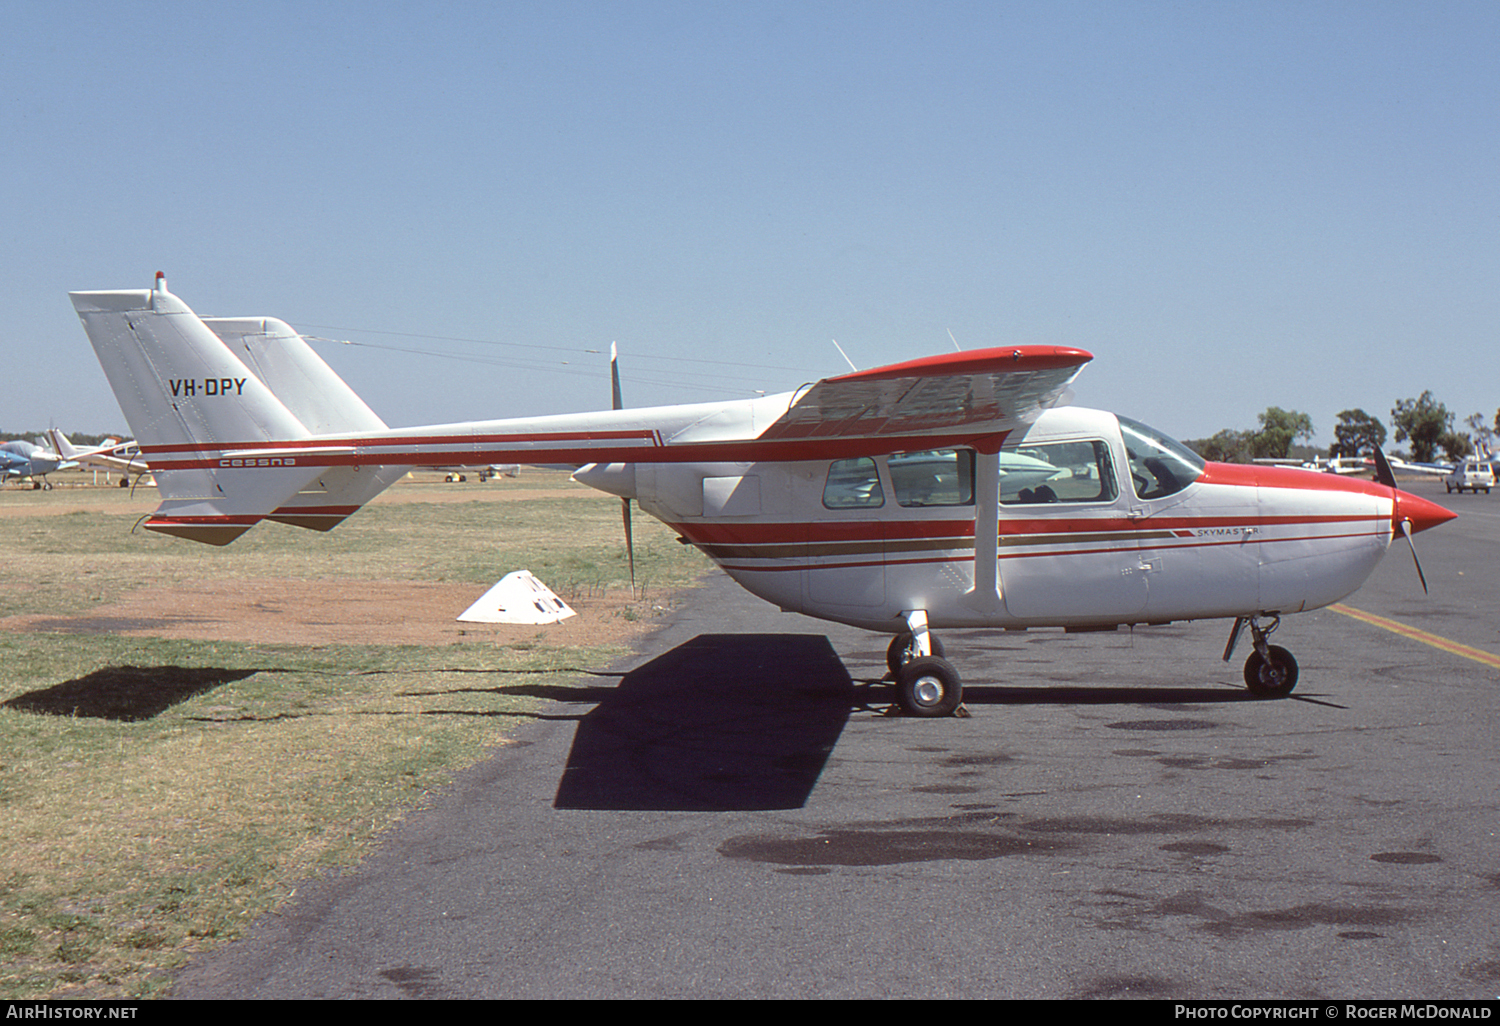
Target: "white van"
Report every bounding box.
[1445,459,1495,494]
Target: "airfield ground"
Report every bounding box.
[0,471,666,649]
[0,469,701,999]
[3,471,1498,999]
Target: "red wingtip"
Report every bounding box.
[829,345,1093,383]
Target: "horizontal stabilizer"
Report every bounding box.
[266,465,412,531]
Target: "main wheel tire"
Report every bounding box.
[886,632,946,675]
[1244,645,1299,698]
[895,656,963,717]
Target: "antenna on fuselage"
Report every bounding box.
[831,339,858,372]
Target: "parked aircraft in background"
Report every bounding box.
[0,439,70,488]
[0,447,32,482]
[1252,456,1368,475]
[1379,455,1453,477]
[72,275,1456,716]
[46,430,149,486]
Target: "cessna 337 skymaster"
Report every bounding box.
[71,275,1456,716]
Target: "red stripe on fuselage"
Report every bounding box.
[138,430,1011,471]
[671,512,1384,548]
[680,519,975,544]
[137,429,658,454]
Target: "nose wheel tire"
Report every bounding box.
[895,656,964,717]
[1244,645,1298,698]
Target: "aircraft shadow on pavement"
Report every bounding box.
[552,632,1324,811]
[554,633,854,813]
[1,665,259,721]
[955,684,1275,706]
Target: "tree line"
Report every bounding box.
[1184,396,1498,464]
[0,431,122,447]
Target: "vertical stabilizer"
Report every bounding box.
[202,316,409,531]
[202,317,388,434]
[70,277,323,543]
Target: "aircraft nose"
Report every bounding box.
[1396,489,1457,534]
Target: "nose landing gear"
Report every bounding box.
[1225,614,1300,698]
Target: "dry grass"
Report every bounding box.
[0,470,710,998]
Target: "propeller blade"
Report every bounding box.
[610,342,624,412]
[621,496,636,592]
[1398,519,1429,595]
[1372,448,1397,488]
[610,342,636,591]
[1374,449,1431,593]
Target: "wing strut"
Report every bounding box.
[964,435,1005,613]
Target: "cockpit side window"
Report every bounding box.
[1118,415,1205,501]
[889,449,975,507]
[1000,439,1118,505]
[823,457,885,509]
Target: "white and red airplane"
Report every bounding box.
[46,429,149,485]
[70,275,1455,716]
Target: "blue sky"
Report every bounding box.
[4,0,1497,448]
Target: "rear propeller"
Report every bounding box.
[611,343,637,594]
[1372,448,1429,594]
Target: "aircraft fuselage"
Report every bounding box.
[579,406,1443,633]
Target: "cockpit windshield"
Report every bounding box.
[1118,416,1204,501]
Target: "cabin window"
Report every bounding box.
[823,457,885,509]
[889,449,975,507]
[1118,416,1204,500]
[1000,439,1118,505]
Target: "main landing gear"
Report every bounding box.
[887,615,964,717]
[888,611,1303,716]
[1224,614,1300,698]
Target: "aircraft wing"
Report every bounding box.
[757,347,1091,449]
[1383,458,1451,477]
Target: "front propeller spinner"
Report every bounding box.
[1371,449,1456,594]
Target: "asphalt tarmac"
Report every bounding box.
[173,479,1500,999]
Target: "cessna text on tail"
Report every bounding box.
[71,275,1455,716]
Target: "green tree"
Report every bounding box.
[1440,431,1473,462]
[1331,409,1387,457]
[1250,407,1314,460]
[1391,392,1454,464]
[1190,428,1253,463]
